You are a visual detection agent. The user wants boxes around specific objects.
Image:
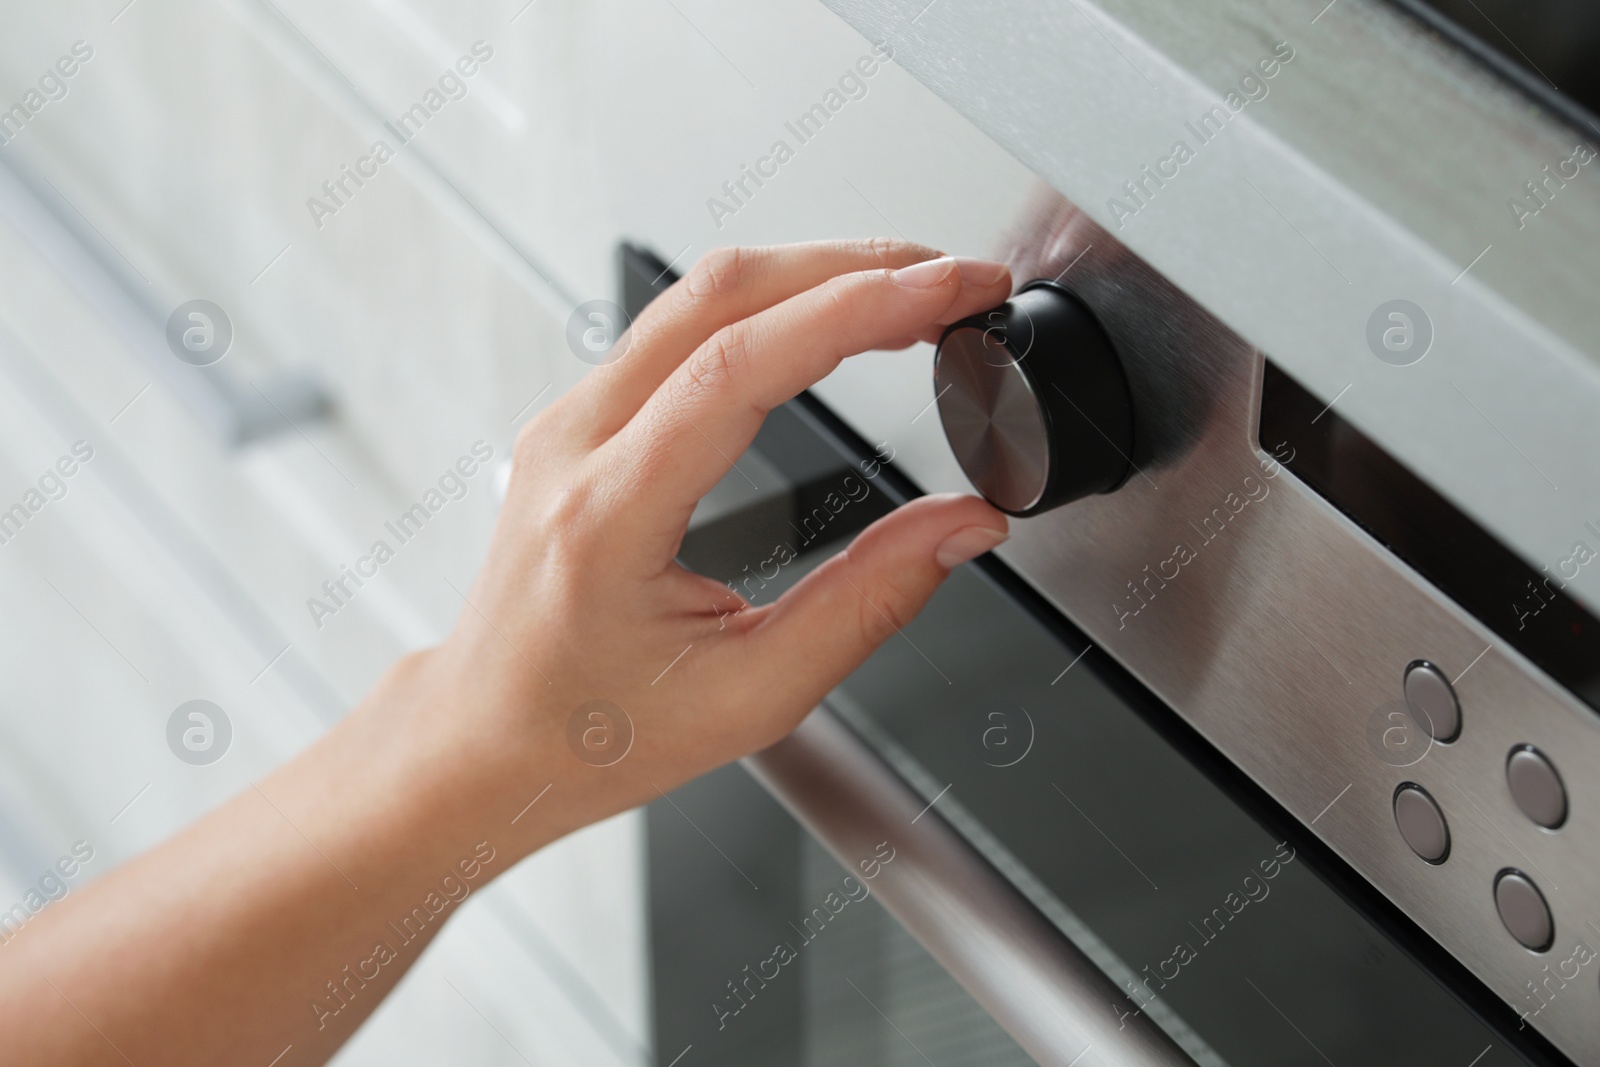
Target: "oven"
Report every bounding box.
[633,242,1579,1065]
[633,1,1600,1061]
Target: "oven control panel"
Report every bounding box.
[915,205,1600,1064]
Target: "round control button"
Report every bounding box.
[934,281,1135,517]
[1393,784,1450,863]
[1493,870,1553,951]
[1403,660,1461,742]
[1506,745,1567,829]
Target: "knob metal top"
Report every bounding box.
[933,280,1134,517]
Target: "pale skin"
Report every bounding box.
[0,239,1013,1064]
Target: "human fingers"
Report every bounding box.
[601,255,1010,544]
[721,492,1008,730]
[562,239,949,441]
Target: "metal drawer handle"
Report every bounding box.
[0,158,330,447]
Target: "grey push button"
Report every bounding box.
[1404,660,1461,742]
[1494,870,1553,951]
[1507,746,1567,829]
[1393,784,1450,863]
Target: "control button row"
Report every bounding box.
[1390,788,1562,951]
[1388,790,1556,952]
[1400,661,1569,830]
[1390,657,1569,954]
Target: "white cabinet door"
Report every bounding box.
[0,2,654,1061]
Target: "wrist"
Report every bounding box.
[333,645,577,868]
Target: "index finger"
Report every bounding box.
[562,239,944,443]
[599,255,1011,543]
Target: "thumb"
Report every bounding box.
[741,492,1009,710]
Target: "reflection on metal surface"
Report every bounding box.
[934,327,1051,513]
[669,375,1520,1065]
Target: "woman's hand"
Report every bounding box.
[0,239,1012,1066]
[421,238,1013,851]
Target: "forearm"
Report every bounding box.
[0,240,1011,1064]
[0,650,547,1066]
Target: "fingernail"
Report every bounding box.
[891,256,957,288]
[953,257,1008,286]
[934,525,1009,569]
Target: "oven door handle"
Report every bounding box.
[745,707,1199,1067]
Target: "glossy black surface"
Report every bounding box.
[1259,360,1600,712]
[1391,0,1600,134]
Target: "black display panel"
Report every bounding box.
[1391,0,1600,134]
[1259,360,1600,712]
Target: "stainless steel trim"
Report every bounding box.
[745,708,1197,1067]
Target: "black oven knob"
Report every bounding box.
[933,280,1134,516]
